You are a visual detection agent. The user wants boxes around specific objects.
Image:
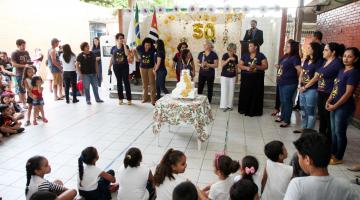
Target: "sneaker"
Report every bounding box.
[66,100,70,104]
[96,100,104,103]
[16,128,25,133]
[223,108,229,112]
[73,99,79,103]
[87,101,92,105]
[119,100,124,105]
[25,121,31,126]
[227,107,233,111]
[33,121,38,125]
[42,118,48,123]
[127,100,132,105]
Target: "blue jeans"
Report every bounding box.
[299,89,317,129]
[330,103,354,160]
[83,74,101,102]
[279,84,297,124]
[156,69,169,100]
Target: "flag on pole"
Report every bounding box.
[135,4,141,46]
[148,9,159,41]
[127,9,136,49]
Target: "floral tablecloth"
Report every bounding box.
[153,94,214,142]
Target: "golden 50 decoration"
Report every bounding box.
[192,23,215,41]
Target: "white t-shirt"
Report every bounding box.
[262,160,293,200]
[77,165,103,191]
[234,172,261,194]
[209,176,235,200]
[284,176,360,200]
[59,55,76,71]
[117,166,150,200]
[156,174,185,200]
[26,175,65,200]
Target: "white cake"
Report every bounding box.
[171,69,198,99]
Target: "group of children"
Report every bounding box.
[24,129,359,200]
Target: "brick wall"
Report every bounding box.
[317,0,360,119]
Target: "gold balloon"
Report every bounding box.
[192,23,203,39]
[204,23,215,40]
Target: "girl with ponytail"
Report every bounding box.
[25,155,76,200]
[117,147,154,200]
[202,152,240,200]
[77,146,118,200]
[154,148,187,200]
[234,156,261,195]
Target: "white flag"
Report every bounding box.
[127,10,136,72]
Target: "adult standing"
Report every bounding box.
[197,40,219,103]
[276,40,302,128]
[11,39,31,108]
[92,37,102,87]
[76,42,104,105]
[238,41,268,116]
[295,42,324,133]
[327,47,360,165]
[302,43,344,142]
[243,20,264,48]
[109,33,132,105]
[154,39,169,100]
[48,38,64,101]
[220,43,239,111]
[59,44,79,104]
[136,38,156,105]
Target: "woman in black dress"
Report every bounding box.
[238,41,268,116]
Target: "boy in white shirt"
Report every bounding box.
[284,133,359,200]
[261,140,293,200]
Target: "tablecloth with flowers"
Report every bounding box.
[153,94,213,142]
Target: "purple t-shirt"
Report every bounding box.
[198,51,218,77]
[111,45,129,66]
[330,68,360,107]
[317,58,343,94]
[221,53,238,78]
[277,55,301,86]
[240,52,267,74]
[301,59,324,90]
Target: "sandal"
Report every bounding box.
[347,165,360,172]
[271,110,279,116]
[275,118,282,123]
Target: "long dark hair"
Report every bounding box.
[22,66,34,87]
[78,147,98,186]
[62,44,75,63]
[92,37,100,49]
[215,155,240,178]
[287,40,300,58]
[306,42,323,63]
[327,42,346,58]
[25,156,46,195]
[344,47,360,70]
[153,149,185,186]
[241,156,259,182]
[156,39,165,54]
[124,147,142,168]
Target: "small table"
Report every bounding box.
[153,94,214,150]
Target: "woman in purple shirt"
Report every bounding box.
[296,42,324,132]
[276,40,302,127]
[303,43,345,141]
[326,47,360,165]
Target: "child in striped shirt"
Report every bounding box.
[25,156,77,200]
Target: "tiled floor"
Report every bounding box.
[0,88,360,199]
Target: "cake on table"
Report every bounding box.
[171,69,198,99]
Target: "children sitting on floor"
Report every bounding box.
[234,155,261,194]
[202,153,240,200]
[261,140,293,200]
[173,181,203,200]
[117,147,155,200]
[230,179,260,200]
[25,156,77,200]
[0,104,24,137]
[284,132,360,200]
[1,91,24,121]
[30,190,77,200]
[78,146,119,200]
[154,148,187,200]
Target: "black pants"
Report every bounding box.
[318,92,332,143]
[198,74,215,103]
[63,71,78,102]
[114,65,132,100]
[275,84,280,110]
[79,170,114,200]
[156,70,169,100]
